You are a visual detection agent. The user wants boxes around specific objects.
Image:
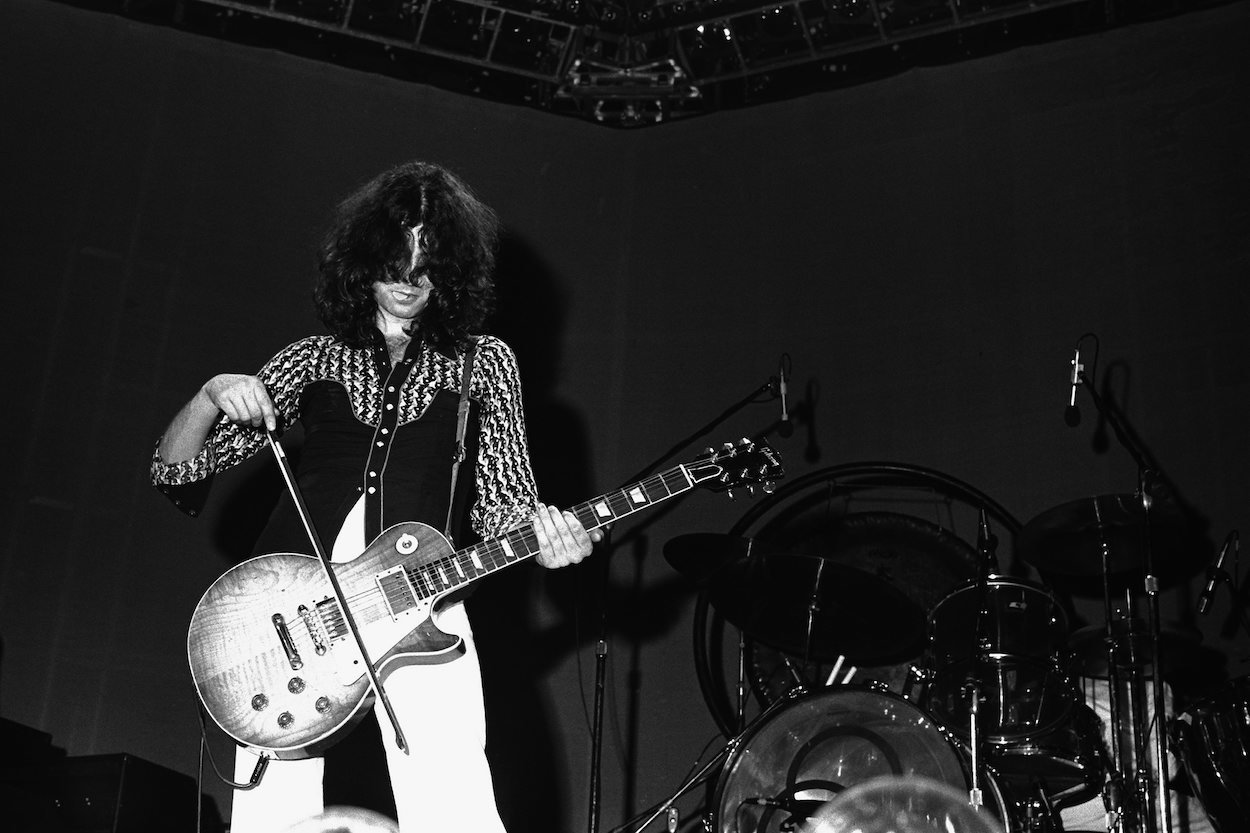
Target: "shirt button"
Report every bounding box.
[381,428,389,435]
[388,386,396,392]
[376,441,385,447]
[386,404,394,410]
[368,487,377,494]
[369,471,377,478]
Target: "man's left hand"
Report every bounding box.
[532,504,602,569]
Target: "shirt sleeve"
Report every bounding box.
[149,336,320,515]
[468,335,541,538]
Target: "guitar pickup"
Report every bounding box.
[375,565,420,620]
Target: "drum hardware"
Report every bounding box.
[1021,350,1212,833]
[1017,783,1060,833]
[1166,529,1247,833]
[964,510,998,812]
[1169,676,1250,833]
[1020,489,1183,833]
[968,679,986,810]
[901,664,930,703]
[1104,770,1126,833]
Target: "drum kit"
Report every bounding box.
[665,489,1249,833]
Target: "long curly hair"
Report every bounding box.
[315,161,499,350]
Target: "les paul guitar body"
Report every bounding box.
[188,522,463,759]
[187,439,783,759]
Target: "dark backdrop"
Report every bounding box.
[2,0,1248,830]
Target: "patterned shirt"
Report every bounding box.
[150,332,540,554]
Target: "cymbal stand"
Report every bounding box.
[1139,470,1172,833]
[803,558,826,668]
[1098,517,1129,833]
[965,509,997,813]
[1078,372,1173,833]
[967,680,984,810]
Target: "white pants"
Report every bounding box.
[229,602,507,833]
[1059,677,1213,833]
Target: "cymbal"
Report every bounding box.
[1067,618,1206,680]
[1017,493,1200,576]
[663,533,762,584]
[664,533,927,663]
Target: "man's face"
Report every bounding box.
[373,224,432,325]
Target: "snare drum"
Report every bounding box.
[927,577,1073,742]
[711,686,1011,833]
[989,702,1106,809]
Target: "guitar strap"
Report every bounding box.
[444,336,478,540]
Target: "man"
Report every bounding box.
[152,160,599,832]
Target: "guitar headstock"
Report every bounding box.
[686,438,785,498]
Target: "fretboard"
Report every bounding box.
[402,463,698,599]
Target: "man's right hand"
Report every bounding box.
[203,374,277,432]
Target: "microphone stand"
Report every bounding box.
[1077,372,1172,833]
[586,377,786,833]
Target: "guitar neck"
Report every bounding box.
[420,463,699,594]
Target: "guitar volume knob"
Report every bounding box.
[288,677,306,694]
[277,711,294,729]
[251,694,269,711]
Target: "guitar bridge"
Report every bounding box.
[298,604,328,656]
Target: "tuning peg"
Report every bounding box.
[738,437,751,447]
[726,489,737,500]
[722,442,734,451]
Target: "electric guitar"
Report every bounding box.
[187,438,783,758]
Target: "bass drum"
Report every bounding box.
[711,686,1010,833]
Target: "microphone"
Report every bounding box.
[1064,346,1083,427]
[777,356,793,438]
[1197,530,1238,615]
[743,795,826,831]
